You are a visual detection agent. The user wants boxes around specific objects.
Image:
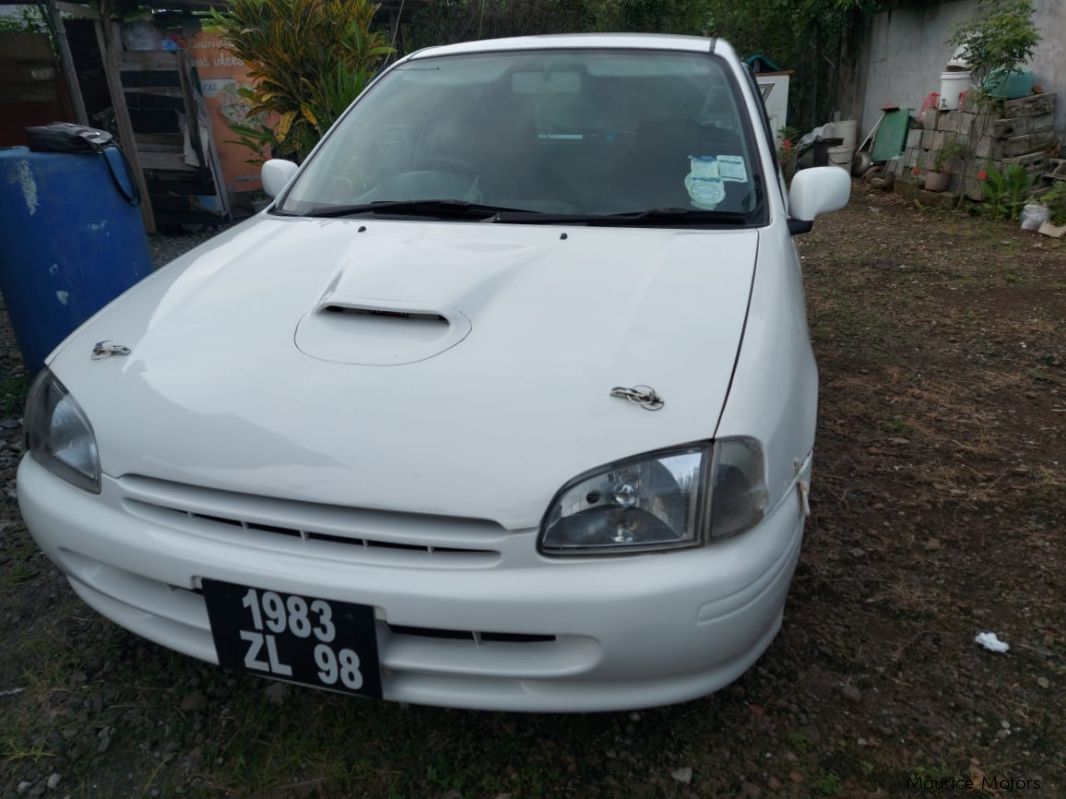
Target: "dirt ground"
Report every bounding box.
[1,185,1063,798]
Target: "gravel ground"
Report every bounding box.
[0,193,1063,798]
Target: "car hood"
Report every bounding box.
[51,216,758,529]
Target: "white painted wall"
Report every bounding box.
[861,0,1066,138]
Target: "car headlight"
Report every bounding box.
[539,438,767,556]
[24,368,101,493]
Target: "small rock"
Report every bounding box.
[1037,677,1050,689]
[995,729,1010,740]
[97,735,112,754]
[790,771,806,784]
[842,684,862,702]
[923,538,942,551]
[180,691,208,713]
[849,547,866,558]
[264,682,290,705]
[17,782,31,795]
[47,774,61,790]
[671,767,693,785]
[741,781,761,798]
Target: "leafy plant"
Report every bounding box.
[209,0,393,163]
[814,770,843,796]
[778,124,800,178]
[0,6,47,34]
[948,0,1039,87]
[1033,182,1066,225]
[932,140,969,172]
[979,163,1033,220]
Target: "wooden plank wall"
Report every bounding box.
[0,33,74,146]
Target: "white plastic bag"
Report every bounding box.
[1021,203,1050,231]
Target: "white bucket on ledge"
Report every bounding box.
[939,71,974,110]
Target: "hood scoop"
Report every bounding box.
[295,298,472,366]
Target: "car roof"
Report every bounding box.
[408,33,718,61]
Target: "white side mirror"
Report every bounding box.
[788,166,851,229]
[261,159,299,199]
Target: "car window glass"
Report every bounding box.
[281,50,762,218]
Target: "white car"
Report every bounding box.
[19,34,849,712]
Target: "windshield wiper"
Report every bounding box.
[294,199,531,220]
[600,207,752,226]
[491,207,752,226]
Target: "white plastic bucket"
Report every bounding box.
[939,71,973,110]
[830,120,858,148]
[827,145,855,171]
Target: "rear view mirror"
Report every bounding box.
[788,166,850,234]
[261,159,299,199]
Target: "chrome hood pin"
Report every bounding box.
[92,340,132,359]
[609,385,664,411]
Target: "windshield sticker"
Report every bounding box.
[685,156,726,209]
[715,155,749,183]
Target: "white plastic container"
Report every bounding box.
[827,144,855,171]
[939,71,974,110]
[830,120,858,149]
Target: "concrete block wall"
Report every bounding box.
[889,93,1057,200]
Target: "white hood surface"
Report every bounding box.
[53,216,758,528]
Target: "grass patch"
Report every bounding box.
[0,373,28,415]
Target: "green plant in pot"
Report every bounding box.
[924,141,969,193]
[948,0,1039,100]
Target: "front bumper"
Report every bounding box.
[18,455,806,712]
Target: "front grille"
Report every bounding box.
[119,475,505,567]
[387,624,556,644]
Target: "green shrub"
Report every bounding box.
[1036,182,1066,225]
[209,0,393,162]
[980,164,1032,220]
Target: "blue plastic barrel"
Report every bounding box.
[0,145,153,373]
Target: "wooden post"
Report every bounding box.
[43,0,89,126]
[92,1,156,234]
[176,50,205,163]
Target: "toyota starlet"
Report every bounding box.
[19,34,849,711]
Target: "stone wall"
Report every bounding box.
[888,93,1058,200]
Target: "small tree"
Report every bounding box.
[948,0,1039,87]
[210,0,393,163]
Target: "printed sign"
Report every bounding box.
[186,31,264,194]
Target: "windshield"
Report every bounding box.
[278,49,764,222]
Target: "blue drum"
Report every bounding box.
[0,142,153,372]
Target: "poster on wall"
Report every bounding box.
[186,30,264,196]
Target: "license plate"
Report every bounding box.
[202,580,382,699]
